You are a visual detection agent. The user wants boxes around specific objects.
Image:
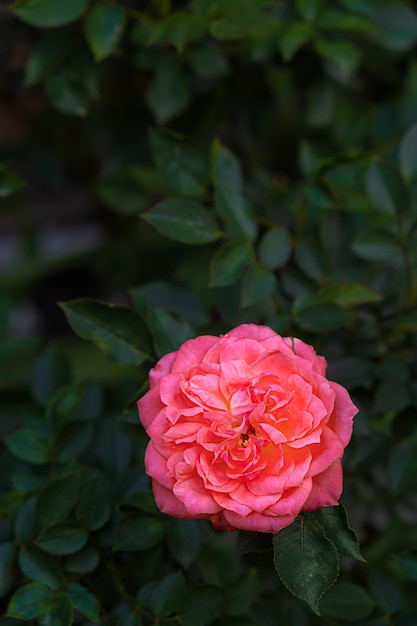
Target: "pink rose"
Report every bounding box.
[138,324,358,533]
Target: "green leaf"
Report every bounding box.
[59,299,153,366]
[320,582,374,622]
[178,585,225,626]
[295,239,326,281]
[7,582,54,620]
[400,123,417,181]
[14,496,38,542]
[147,60,191,123]
[240,263,276,308]
[143,198,221,245]
[24,33,70,85]
[227,570,258,616]
[258,226,292,269]
[294,302,348,333]
[46,71,89,117]
[36,474,79,528]
[150,572,186,617]
[115,609,144,626]
[388,436,417,491]
[30,346,70,407]
[150,130,207,197]
[166,519,203,568]
[113,514,164,551]
[38,594,73,626]
[366,162,406,215]
[36,524,88,556]
[186,42,229,78]
[279,22,312,60]
[12,0,89,27]
[54,422,93,462]
[315,40,361,75]
[5,428,50,465]
[351,230,401,263]
[96,166,158,214]
[209,240,254,287]
[0,542,17,590]
[331,282,382,307]
[75,471,111,531]
[84,2,126,61]
[63,545,100,575]
[312,505,365,561]
[18,546,65,591]
[67,582,100,622]
[211,139,257,241]
[273,515,339,614]
[0,167,25,197]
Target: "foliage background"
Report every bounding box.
[2,0,417,624]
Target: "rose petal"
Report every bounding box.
[302,459,342,511]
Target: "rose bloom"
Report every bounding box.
[138,324,358,533]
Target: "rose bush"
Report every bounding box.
[138,324,358,533]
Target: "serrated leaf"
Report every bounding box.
[84,2,126,61]
[36,524,88,556]
[67,583,100,622]
[312,504,365,561]
[7,582,54,620]
[366,162,406,215]
[113,514,164,551]
[211,139,257,241]
[273,515,339,614]
[12,0,89,27]
[150,130,207,197]
[18,546,65,591]
[59,299,153,366]
[143,198,221,245]
[209,240,254,287]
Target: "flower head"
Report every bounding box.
[138,324,358,533]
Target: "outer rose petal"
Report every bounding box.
[139,323,357,534]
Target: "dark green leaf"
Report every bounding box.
[67,582,100,622]
[75,471,111,531]
[14,496,38,543]
[315,40,361,74]
[7,582,54,620]
[294,302,348,333]
[38,594,73,626]
[143,198,221,245]
[351,230,401,263]
[5,428,50,465]
[295,239,326,281]
[150,130,207,197]
[96,166,155,214]
[209,240,254,287]
[258,226,292,269]
[388,436,417,491]
[147,60,191,123]
[331,282,382,307]
[46,72,89,117]
[273,515,339,614]
[373,4,417,52]
[84,2,126,61]
[12,0,89,27]
[400,123,417,181]
[36,524,88,556]
[186,42,229,78]
[279,22,312,60]
[366,162,406,215]
[320,582,374,622]
[166,519,203,568]
[227,570,258,616]
[59,299,153,366]
[115,609,143,626]
[113,514,164,551]
[240,263,276,307]
[36,474,79,528]
[312,504,365,561]
[178,585,225,626]
[0,542,17,590]
[18,546,65,591]
[211,139,257,241]
[30,346,70,407]
[24,33,69,85]
[150,572,186,617]
[63,545,100,574]
[296,0,323,21]
[54,421,93,461]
